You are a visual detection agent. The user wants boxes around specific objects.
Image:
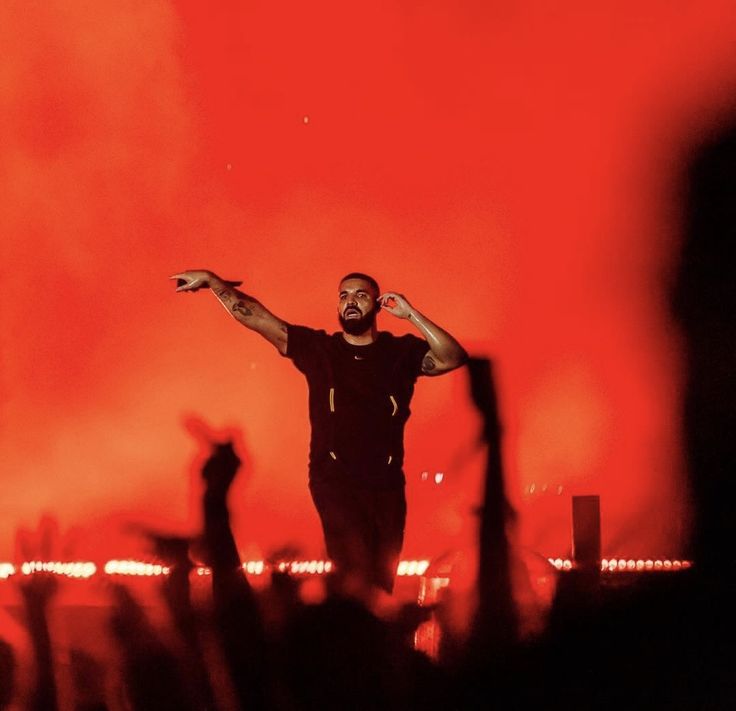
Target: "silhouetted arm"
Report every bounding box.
[201,442,269,710]
[69,649,109,711]
[147,535,216,711]
[20,576,59,711]
[109,585,197,711]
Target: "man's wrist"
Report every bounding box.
[207,273,225,291]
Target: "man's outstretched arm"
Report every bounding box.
[171,270,288,354]
[379,291,467,376]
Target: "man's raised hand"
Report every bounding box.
[379,292,413,319]
[170,270,243,293]
[202,441,242,498]
[170,270,213,292]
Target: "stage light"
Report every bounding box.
[395,559,432,576]
[434,472,444,484]
[0,563,16,579]
[243,561,264,575]
[64,562,95,578]
[105,559,167,577]
[16,560,98,578]
[595,557,691,573]
[545,558,573,571]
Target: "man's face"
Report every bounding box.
[338,278,379,335]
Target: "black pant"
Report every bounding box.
[309,475,406,593]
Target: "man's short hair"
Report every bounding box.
[339,272,380,297]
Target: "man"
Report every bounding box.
[171,269,466,594]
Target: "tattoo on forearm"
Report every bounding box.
[215,285,258,318]
[422,355,436,372]
[232,301,253,316]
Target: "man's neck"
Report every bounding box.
[341,327,377,346]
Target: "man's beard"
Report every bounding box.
[338,307,377,335]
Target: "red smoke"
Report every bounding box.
[3,1,736,569]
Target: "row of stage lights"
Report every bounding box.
[0,561,98,579]
[548,558,693,572]
[193,561,329,576]
[1,558,692,580]
[0,558,432,580]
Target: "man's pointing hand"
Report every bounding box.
[170,270,242,293]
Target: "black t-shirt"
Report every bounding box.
[285,325,428,487]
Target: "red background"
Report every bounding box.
[2,1,735,566]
